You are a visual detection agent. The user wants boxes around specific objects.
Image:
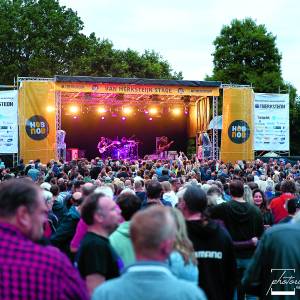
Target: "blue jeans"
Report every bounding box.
[234,258,256,300]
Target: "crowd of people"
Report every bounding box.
[1,154,300,299]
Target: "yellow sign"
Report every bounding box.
[55,82,219,96]
[19,81,56,164]
[220,88,254,162]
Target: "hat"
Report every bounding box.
[40,182,51,191]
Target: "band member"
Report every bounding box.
[97,137,109,158]
[157,136,174,159]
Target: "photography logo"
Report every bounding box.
[267,269,300,296]
[228,120,250,144]
[25,115,49,140]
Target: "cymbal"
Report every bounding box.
[113,141,121,145]
[127,140,136,143]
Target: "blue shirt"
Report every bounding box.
[92,261,206,300]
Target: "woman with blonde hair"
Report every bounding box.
[167,207,198,284]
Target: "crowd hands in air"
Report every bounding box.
[1,154,300,299]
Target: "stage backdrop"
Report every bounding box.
[19,81,56,163]
[0,90,18,153]
[221,88,254,162]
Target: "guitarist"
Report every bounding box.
[157,136,174,159]
[97,136,109,158]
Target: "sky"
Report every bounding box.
[59,0,300,93]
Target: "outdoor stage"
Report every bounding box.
[18,76,221,163]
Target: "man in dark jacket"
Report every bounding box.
[242,217,300,299]
[179,185,236,300]
[210,180,264,300]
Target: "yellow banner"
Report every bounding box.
[19,81,56,164]
[55,82,219,96]
[220,88,254,162]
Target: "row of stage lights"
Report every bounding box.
[56,105,189,120]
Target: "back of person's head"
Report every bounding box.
[80,193,105,225]
[146,180,163,199]
[247,181,259,191]
[134,180,143,190]
[161,181,172,193]
[0,179,40,218]
[82,182,96,198]
[246,174,254,182]
[229,180,244,198]
[130,206,176,259]
[116,193,141,221]
[183,186,207,213]
[50,184,60,197]
[94,185,114,198]
[281,180,296,193]
[162,169,169,176]
[169,207,197,265]
[286,198,300,215]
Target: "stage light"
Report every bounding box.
[97,106,107,114]
[69,105,79,114]
[101,116,105,120]
[46,106,55,113]
[149,107,158,115]
[123,107,133,115]
[121,116,126,121]
[149,117,153,121]
[73,116,78,119]
[172,107,182,116]
[144,110,149,115]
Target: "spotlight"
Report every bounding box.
[123,107,133,115]
[97,106,107,114]
[73,116,78,119]
[172,107,182,116]
[121,116,126,121]
[101,116,105,120]
[46,106,55,113]
[149,117,153,121]
[149,107,158,115]
[69,105,79,114]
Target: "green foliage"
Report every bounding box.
[0,0,181,84]
[209,18,283,92]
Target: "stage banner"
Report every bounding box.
[55,82,220,96]
[19,81,56,163]
[220,88,254,162]
[0,90,18,153]
[254,93,289,151]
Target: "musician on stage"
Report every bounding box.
[97,136,109,158]
[157,136,174,159]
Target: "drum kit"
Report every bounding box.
[99,138,139,159]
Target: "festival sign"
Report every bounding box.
[254,93,289,151]
[0,90,18,153]
[55,82,220,96]
[221,88,254,162]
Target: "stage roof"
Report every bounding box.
[55,75,221,87]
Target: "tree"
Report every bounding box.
[207,18,283,92]
[0,0,93,83]
[0,0,182,83]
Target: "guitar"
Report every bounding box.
[158,140,174,153]
[98,142,114,154]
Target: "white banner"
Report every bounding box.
[254,93,289,151]
[0,90,18,153]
